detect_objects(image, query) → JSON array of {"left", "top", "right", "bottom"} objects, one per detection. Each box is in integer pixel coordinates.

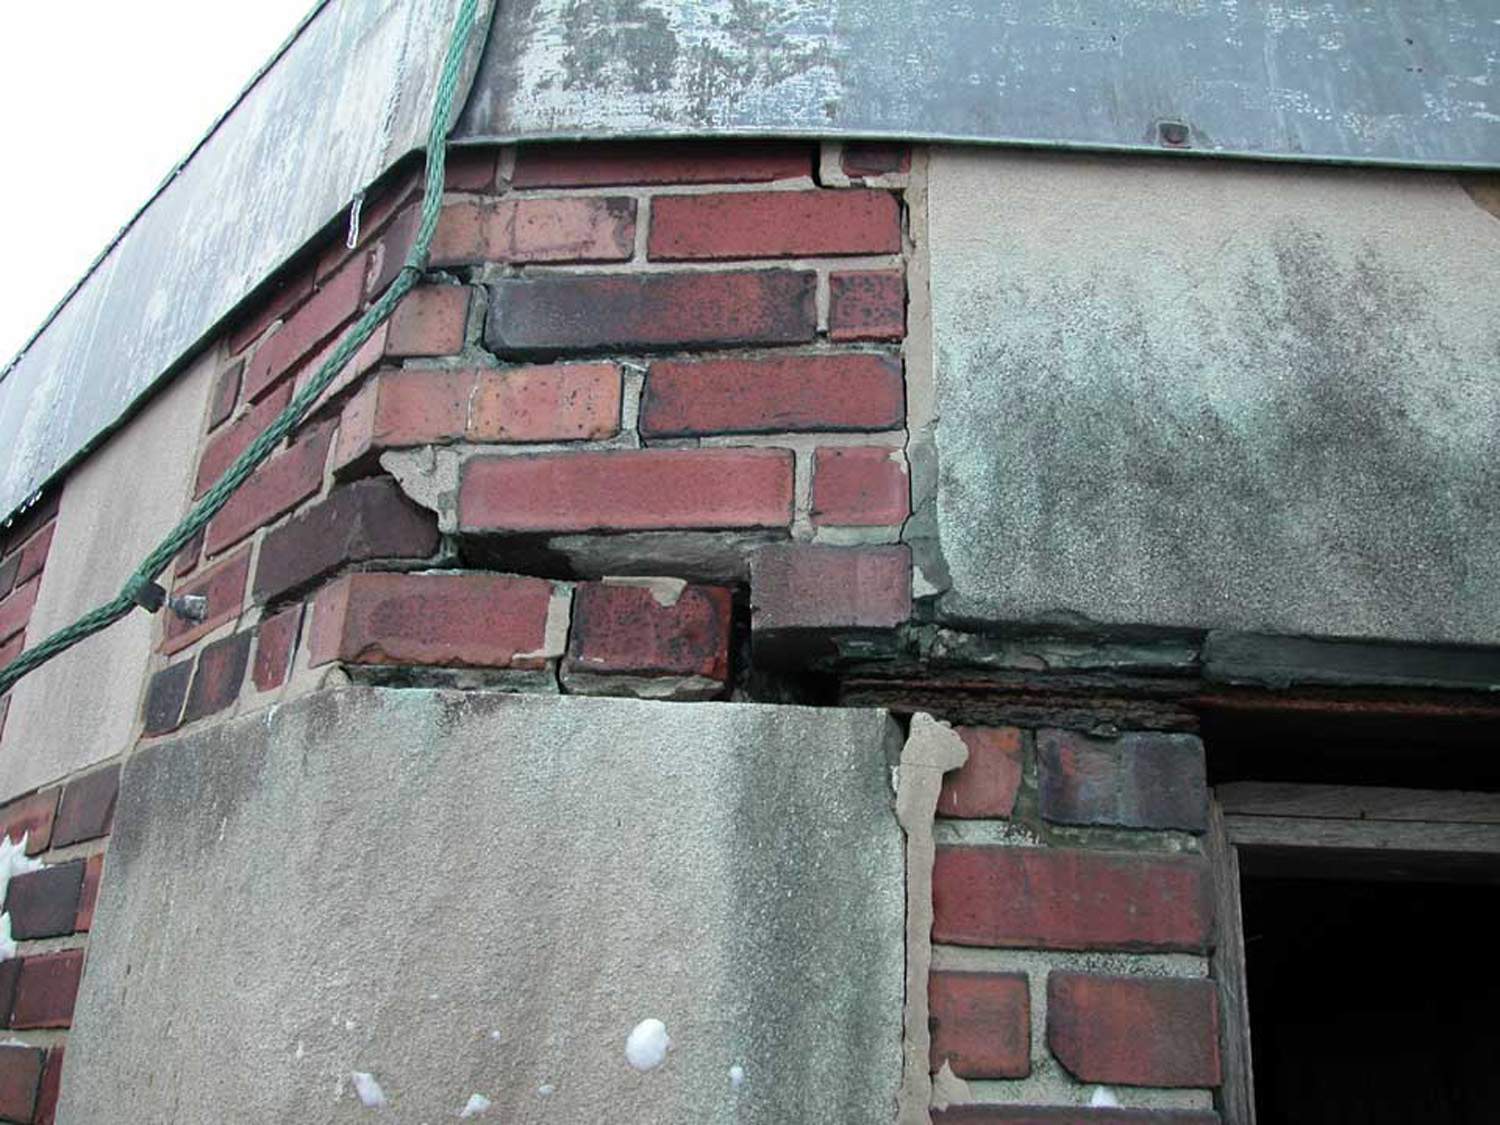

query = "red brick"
[
  {"left": 252, "top": 605, "right": 302, "bottom": 692},
  {"left": 470, "top": 364, "right": 621, "bottom": 443},
  {"left": 649, "top": 190, "right": 900, "bottom": 260},
  {"left": 310, "top": 572, "right": 559, "bottom": 670},
  {"left": 385, "top": 285, "right": 469, "bottom": 358},
  {"left": 930, "top": 970, "right": 1031, "bottom": 1079},
  {"left": 842, "top": 143, "right": 912, "bottom": 177},
  {"left": 640, "top": 354, "right": 903, "bottom": 438},
  {"left": 13, "top": 523, "right": 53, "bottom": 586},
  {"left": 208, "top": 358, "right": 243, "bottom": 430},
  {"left": 34, "top": 1046, "right": 63, "bottom": 1125},
  {"left": 0, "top": 632, "right": 21, "bottom": 671},
  {"left": 932, "top": 846, "right": 1213, "bottom": 953},
  {"left": 829, "top": 269, "right": 906, "bottom": 340},
  {"left": 485, "top": 271, "right": 816, "bottom": 356},
  {"left": 194, "top": 378, "right": 294, "bottom": 498},
  {"left": 0, "top": 790, "right": 58, "bottom": 855},
  {"left": 293, "top": 319, "right": 393, "bottom": 422},
  {"left": 811, "top": 446, "right": 909, "bottom": 526},
  {"left": 141, "top": 660, "right": 193, "bottom": 736},
  {"left": 0, "top": 551, "right": 17, "bottom": 599},
  {"left": 1, "top": 494, "right": 59, "bottom": 551},
  {"left": 444, "top": 146, "right": 499, "bottom": 192},
  {"left": 430, "top": 198, "right": 635, "bottom": 266},
  {"left": 0, "top": 576, "right": 40, "bottom": 644},
  {"left": 512, "top": 141, "right": 812, "bottom": 187},
  {"left": 324, "top": 169, "right": 422, "bottom": 286},
  {"left": 1047, "top": 973, "right": 1221, "bottom": 1088},
  {"left": 76, "top": 854, "right": 104, "bottom": 932},
  {"left": 4, "top": 861, "right": 85, "bottom": 940},
  {"left": 10, "top": 950, "right": 85, "bottom": 1029},
  {"left": 938, "top": 727, "right": 1025, "bottom": 819},
  {"left": 182, "top": 631, "right": 253, "bottom": 725},
  {"left": 933, "top": 1108, "right": 1219, "bottom": 1124},
  {"left": 460, "top": 449, "right": 793, "bottom": 534},
  {"left": 0, "top": 960, "right": 17, "bottom": 1028},
  {"left": 160, "top": 547, "right": 250, "bottom": 655},
  {"left": 563, "top": 582, "right": 732, "bottom": 698},
  {"left": 0, "top": 1043, "right": 43, "bottom": 1121},
  {"left": 52, "top": 766, "right": 120, "bottom": 848},
  {"left": 750, "top": 544, "right": 911, "bottom": 632},
  {"left": 226, "top": 265, "right": 315, "bottom": 356},
  {"left": 243, "top": 253, "right": 366, "bottom": 400},
  {"left": 203, "top": 422, "right": 335, "bottom": 557},
  {"left": 1037, "top": 730, "right": 1208, "bottom": 833},
  {"left": 174, "top": 528, "right": 204, "bottom": 579},
  {"left": 252, "top": 477, "right": 439, "bottom": 604},
  {"left": 334, "top": 364, "right": 622, "bottom": 473}
]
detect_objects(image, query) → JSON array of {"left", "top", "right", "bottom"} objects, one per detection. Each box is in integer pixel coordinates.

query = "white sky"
[{"left": 0, "top": 1, "right": 313, "bottom": 365}]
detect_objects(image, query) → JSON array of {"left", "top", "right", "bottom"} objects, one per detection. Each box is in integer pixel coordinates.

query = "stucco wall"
[{"left": 927, "top": 148, "right": 1500, "bottom": 644}]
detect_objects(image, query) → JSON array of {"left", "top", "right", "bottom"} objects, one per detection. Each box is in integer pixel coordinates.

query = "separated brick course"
[
  {"left": 511, "top": 141, "right": 812, "bottom": 187},
  {"left": 563, "top": 581, "right": 732, "bottom": 699},
  {"left": 938, "top": 727, "right": 1026, "bottom": 819},
  {"left": 459, "top": 449, "right": 795, "bottom": 533}
]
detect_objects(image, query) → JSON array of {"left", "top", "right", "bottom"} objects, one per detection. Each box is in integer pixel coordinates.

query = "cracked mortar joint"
[{"left": 895, "top": 712, "right": 969, "bottom": 1125}]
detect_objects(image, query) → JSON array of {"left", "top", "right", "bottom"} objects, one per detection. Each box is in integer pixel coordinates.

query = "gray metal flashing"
[
  {"left": 4, "top": 0, "right": 1499, "bottom": 524},
  {"left": 0, "top": 0, "right": 492, "bottom": 524}
]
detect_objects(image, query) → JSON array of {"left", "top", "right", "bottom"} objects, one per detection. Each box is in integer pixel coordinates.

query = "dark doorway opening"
[{"left": 1241, "top": 876, "right": 1500, "bottom": 1124}]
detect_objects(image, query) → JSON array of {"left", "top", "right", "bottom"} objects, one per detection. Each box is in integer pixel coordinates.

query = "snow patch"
[
  {"left": 729, "top": 1064, "right": 746, "bottom": 1089},
  {"left": 351, "top": 1072, "right": 388, "bottom": 1108},
  {"left": 458, "top": 1093, "right": 492, "bottom": 1117},
  {"left": 537, "top": 1083, "right": 556, "bottom": 1097},
  {"left": 625, "top": 1018, "right": 671, "bottom": 1071}
]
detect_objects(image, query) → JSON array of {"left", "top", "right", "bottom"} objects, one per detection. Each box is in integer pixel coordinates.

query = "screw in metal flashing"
[{"left": 1158, "top": 120, "right": 1191, "bottom": 147}]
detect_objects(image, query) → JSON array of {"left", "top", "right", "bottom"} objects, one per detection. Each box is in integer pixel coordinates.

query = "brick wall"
[
  {"left": 0, "top": 495, "right": 60, "bottom": 749},
  {"left": 929, "top": 726, "right": 1223, "bottom": 1121},
  {"left": 0, "top": 763, "right": 115, "bottom": 1124},
  {"left": 137, "top": 137, "right": 918, "bottom": 746}
]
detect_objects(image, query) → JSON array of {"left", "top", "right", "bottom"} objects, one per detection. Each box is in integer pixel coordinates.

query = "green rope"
[{"left": 0, "top": 0, "right": 481, "bottom": 697}]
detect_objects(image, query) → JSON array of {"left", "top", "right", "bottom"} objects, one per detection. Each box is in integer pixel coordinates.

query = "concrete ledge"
[{"left": 61, "top": 688, "right": 905, "bottom": 1123}]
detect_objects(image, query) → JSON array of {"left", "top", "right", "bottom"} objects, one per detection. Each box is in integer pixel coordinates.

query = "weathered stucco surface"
[
  {"left": 0, "top": 352, "right": 212, "bottom": 802},
  {"left": 928, "top": 148, "right": 1500, "bottom": 644},
  {"left": 61, "top": 688, "right": 905, "bottom": 1124}
]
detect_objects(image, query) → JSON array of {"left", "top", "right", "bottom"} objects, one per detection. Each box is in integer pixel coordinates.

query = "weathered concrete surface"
[
  {"left": 61, "top": 689, "right": 905, "bottom": 1124},
  {"left": 0, "top": 352, "right": 213, "bottom": 801},
  {"left": 928, "top": 149, "right": 1500, "bottom": 645}
]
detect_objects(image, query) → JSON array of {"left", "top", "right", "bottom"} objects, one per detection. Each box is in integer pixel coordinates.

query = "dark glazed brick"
[
  {"left": 0, "top": 790, "right": 59, "bottom": 854},
  {"left": 1047, "top": 972, "right": 1222, "bottom": 1088},
  {"left": 182, "top": 632, "right": 254, "bottom": 725},
  {"left": 52, "top": 767, "right": 121, "bottom": 848},
  {"left": 751, "top": 544, "right": 911, "bottom": 632},
  {"left": 929, "top": 970, "right": 1031, "bottom": 1078},
  {"left": 4, "top": 861, "right": 85, "bottom": 940},
  {"left": 932, "top": 846, "right": 1213, "bottom": 953},
  {"left": 252, "top": 477, "right": 439, "bottom": 604},
  {"left": 252, "top": 605, "right": 302, "bottom": 692},
  {"left": 11, "top": 950, "right": 85, "bottom": 1029},
  {"left": 209, "top": 358, "right": 243, "bottom": 429},
  {"left": 0, "top": 1043, "right": 43, "bottom": 1121},
  {"left": 486, "top": 271, "right": 816, "bottom": 357},
  {"left": 0, "top": 960, "right": 19, "bottom": 1028},
  {"left": 842, "top": 142, "right": 912, "bottom": 176},
  {"left": 1037, "top": 729, "right": 1208, "bottom": 832},
  {"left": 142, "top": 660, "right": 194, "bottom": 736}
]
